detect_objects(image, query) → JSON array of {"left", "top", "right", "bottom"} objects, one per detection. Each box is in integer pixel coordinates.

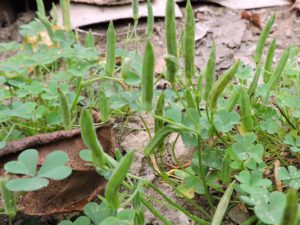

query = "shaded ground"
[{"left": 0, "top": 2, "right": 300, "bottom": 225}]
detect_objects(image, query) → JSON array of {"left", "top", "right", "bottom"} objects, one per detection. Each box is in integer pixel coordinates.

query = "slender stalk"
[{"left": 197, "top": 136, "right": 215, "bottom": 210}]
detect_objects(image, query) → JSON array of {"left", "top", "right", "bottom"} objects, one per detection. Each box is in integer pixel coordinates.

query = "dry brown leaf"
[{"left": 241, "top": 11, "right": 261, "bottom": 29}]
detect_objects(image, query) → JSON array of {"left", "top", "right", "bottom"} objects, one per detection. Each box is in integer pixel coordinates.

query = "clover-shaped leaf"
[
  {"left": 4, "top": 149, "right": 71, "bottom": 192},
  {"left": 58, "top": 216, "right": 91, "bottom": 225},
  {"left": 4, "top": 149, "right": 38, "bottom": 176},
  {"left": 214, "top": 110, "right": 240, "bottom": 132},
  {"left": 278, "top": 166, "right": 300, "bottom": 189},
  {"left": 37, "top": 151, "right": 72, "bottom": 180},
  {"left": 254, "top": 192, "right": 286, "bottom": 225},
  {"left": 84, "top": 202, "right": 115, "bottom": 225},
  {"left": 235, "top": 170, "right": 271, "bottom": 195},
  {"left": 260, "top": 119, "right": 278, "bottom": 134},
  {"left": 232, "top": 133, "right": 264, "bottom": 163},
  {"left": 283, "top": 133, "right": 300, "bottom": 153}
]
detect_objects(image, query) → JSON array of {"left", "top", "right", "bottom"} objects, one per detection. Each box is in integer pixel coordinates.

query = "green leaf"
[
  {"left": 235, "top": 170, "right": 272, "bottom": 195},
  {"left": 260, "top": 119, "right": 278, "bottom": 134},
  {"left": 202, "top": 148, "right": 224, "bottom": 170},
  {"left": 232, "top": 133, "right": 264, "bottom": 163},
  {"left": 283, "top": 133, "right": 300, "bottom": 153},
  {"left": 84, "top": 202, "right": 115, "bottom": 225},
  {"left": 58, "top": 216, "right": 90, "bottom": 225},
  {"left": 214, "top": 110, "right": 240, "bottom": 132},
  {"left": 278, "top": 166, "right": 300, "bottom": 190},
  {"left": 79, "top": 150, "right": 92, "bottom": 162},
  {"left": 6, "top": 178, "right": 48, "bottom": 192},
  {"left": 0, "top": 141, "right": 6, "bottom": 149},
  {"left": 124, "top": 71, "right": 141, "bottom": 85},
  {"left": 254, "top": 192, "right": 286, "bottom": 225},
  {"left": 37, "top": 151, "right": 71, "bottom": 180},
  {"left": 4, "top": 149, "right": 38, "bottom": 176}
]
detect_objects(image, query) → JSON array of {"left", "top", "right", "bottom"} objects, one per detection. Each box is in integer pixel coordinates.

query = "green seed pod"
[
  {"left": 280, "top": 189, "right": 298, "bottom": 225},
  {"left": 106, "top": 21, "right": 116, "bottom": 76},
  {"left": 165, "top": 0, "right": 178, "bottom": 83},
  {"left": 80, "top": 109, "right": 106, "bottom": 168},
  {"left": 254, "top": 15, "right": 275, "bottom": 64},
  {"left": 142, "top": 40, "right": 155, "bottom": 112},
  {"left": 132, "top": 0, "right": 139, "bottom": 22},
  {"left": 184, "top": 0, "right": 195, "bottom": 81},
  {"left": 85, "top": 30, "right": 95, "bottom": 48},
  {"left": 211, "top": 182, "right": 235, "bottom": 225},
  {"left": 204, "top": 44, "right": 216, "bottom": 102},
  {"left": 121, "top": 57, "right": 131, "bottom": 80},
  {"left": 225, "top": 85, "right": 242, "bottom": 112},
  {"left": 0, "top": 179, "right": 16, "bottom": 219},
  {"left": 98, "top": 91, "right": 110, "bottom": 123},
  {"left": 240, "top": 87, "right": 254, "bottom": 132},
  {"left": 185, "top": 89, "right": 197, "bottom": 109},
  {"left": 36, "top": 0, "right": 46, "bottom": 18},
  {"left": 144, "top": 126, "right": 177, "bottom": 156},
  {"left": 209, "top": 60, "right": 240, "bottom": 112},
  {"left": 196, "top": 73, "right": 203, "bottom": 104},
  {"left": 51, "top": 3, "right": 58, "bottom": 25},
  {"left": 266, "top": 48, "right": 290, "bottom": 91},
  {"left": 155, "top": 92, "right": 165, "bottom": 133},
  {"left": 221, "top": 150, "right": 231, "bottom": 184},
  {"left": 60, "top": 0, "right": 71, "bottom": 31},
  {"left": 146, "top": 0, "right": 154, "bottom": 38},
  {"left": 248, "top": 64, "right": 262, "bottom": 97},
  {"left": 105, "top": 151, "right": 134, "bottom": 209},
  {"left": 37, "top": 13, "right": 55, "bottom": 41},
  {"left": 57, "top": 88, "right": 72, "bottom": 130},
  {"left": 263, "top": 38, "right": 276, "bottom": 83}
]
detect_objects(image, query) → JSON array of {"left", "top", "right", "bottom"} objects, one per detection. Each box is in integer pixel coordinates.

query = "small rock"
[{"left": 286, "top": 29, "right": 293, "bottom": 38}]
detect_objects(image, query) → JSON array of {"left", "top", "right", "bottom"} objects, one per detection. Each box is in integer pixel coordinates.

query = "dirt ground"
[{"left": 1, "top": 2, "right": 300, "bottom": 225}]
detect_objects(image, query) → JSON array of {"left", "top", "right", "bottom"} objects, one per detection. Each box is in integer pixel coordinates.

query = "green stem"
[
  {"left": 197, "top": 136, "right": 215, "bottom": 210},
  {"left": 141, "top": 197, "right": 173, "bottom": 225}
]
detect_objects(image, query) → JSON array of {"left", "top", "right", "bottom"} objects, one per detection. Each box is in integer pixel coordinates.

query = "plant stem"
[{"left": 197, "top": 136, "right": 215, "bottom": 210}]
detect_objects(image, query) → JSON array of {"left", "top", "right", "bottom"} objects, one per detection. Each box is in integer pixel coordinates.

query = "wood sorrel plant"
[{"left": 1, "top": 0, "right": 299, "bottom": 224}]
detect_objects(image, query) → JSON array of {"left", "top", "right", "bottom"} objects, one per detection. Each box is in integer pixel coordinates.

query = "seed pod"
[
  {"left": 132, "top": 0, "right": 139, "bottom": 22},
  {"left": 185, "top": 89, "right": 197, "bottom": 109},
  {"left": 211, "top": 182, "right": 235, "bottom": 225},
  {"left": 221, "top": 150, "right": 231, "bottom": 184},
  {"left": 155, "top": 92, "right": 165, "bottom": 133},
  {"left": 37, "top": 13, "right": 55, "bottom": 41},
  {"left": 60, "top": 0, "right": 71, "bottom": 31},
  {"left": 85, "top": 30, "right": 95, "bottom": 48},
  {"left": 142, "top": 40, "right": 155, "bottom": 112},
  {"left": 146, "top": 0, "right": 154, "bottom": 38},
  {"left": 80, "top": 109, "right": 106, "bottom": 168},
  {"left": 36, "top": 0, "right": 46, "bottom": 18},
  {"left": 240, "top": 87, "right": 254, "bottom": 132},
  {"left": 51, "top": 3, "right": 58, "bottom": 25},
  {"left": 105, "top": 151, "right": 134, "bottom": 209},
  {"left": 248, "top": 64, "right": 261, "bottom": 97},
  {"left": 266, "top": 48, "right": 290, "bottom": 92},
  {"left": 196, "top": 73, "right": 203, "bottom": 104},
  {"left": 209, "top": 60, "right": 240, "bottom": 112},
  {"left": 280, "top": 189, "right": 298, "bottom": 225},
  {"left": 0, "top": 179, "right": 16, "bottom": 219},
  {"left": 98, "top": 91, "right": 110, "bottom": 123},
  {"left": 106, "top": 21, "right": 116, "bottom": 76},
  {"left": 204, "top": 44, "right": 216, "bottom": 102},
  {"left": 263, "top": 38, "right": 276, "bottom": 83},
  {"left": 144, "top": 126, "right": 177, "bottom": 156},
  {"left": 254, "top": 15, "right": 275, "bottom": 64},
  {"left": 165, "top": 0, "right": 178, "bottom": 83},
  {"left": 184, "top": 0, "right": 195, "bottom": 81},
  {"left": 121, "top": 57, "right": 131, "bottom": 80},
  {"left": 58, "top": 88, "right": 72, "bottom": 130},
  {"left": 225, "top": 85, "right": 242, "bottom": 112}
]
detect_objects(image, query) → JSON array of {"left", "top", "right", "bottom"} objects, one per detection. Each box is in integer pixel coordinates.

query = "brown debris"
[
  {"left": 241, "top": 11, "right": 262, "bottom": 29},
  {"left": 274, "top": 160, "right": 282, "bottom": 192},
  {"left": 291, "top": 0, "right": 300, "bottom": 11},
  {"left": 0, "top": 124, "right": 116, "bottom": 216}
]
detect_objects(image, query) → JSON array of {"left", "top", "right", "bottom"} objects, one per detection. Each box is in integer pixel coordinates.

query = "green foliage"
[{"left": 4, "top": 149, "right": 71, "bottom": 192}]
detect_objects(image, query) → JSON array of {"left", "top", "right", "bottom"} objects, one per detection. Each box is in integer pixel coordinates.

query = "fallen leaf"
[{"left": 241, "top": 11, "right": 261, "bottom": 29}]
